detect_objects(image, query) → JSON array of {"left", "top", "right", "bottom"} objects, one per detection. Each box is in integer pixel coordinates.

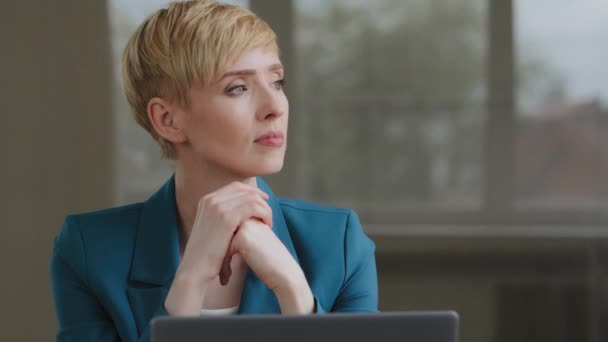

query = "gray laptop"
[{"left": 151, "top": 311, "right": 459, "bottom": 342}]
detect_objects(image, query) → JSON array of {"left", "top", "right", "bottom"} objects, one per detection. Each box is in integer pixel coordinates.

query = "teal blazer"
[{"left": 51, "top": 176, "right": 378, "bottom": 342}]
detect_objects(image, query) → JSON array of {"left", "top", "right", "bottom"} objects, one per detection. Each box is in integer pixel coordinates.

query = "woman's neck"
[{"left": 174, "top": 156, "right": 257, "bottom": 243}]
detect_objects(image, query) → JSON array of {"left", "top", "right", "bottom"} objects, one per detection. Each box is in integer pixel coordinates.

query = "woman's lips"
[{"left": 255, "top": 132, "right": 284, "bottom": 147}]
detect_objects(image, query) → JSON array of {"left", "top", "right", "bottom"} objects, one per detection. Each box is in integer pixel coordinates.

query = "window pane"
[
  {"left": 515, "top": 0, "right": 608, "bottom": 208},
  {"left": 294, "top": 0, "right": 486, "bottom": 210}
]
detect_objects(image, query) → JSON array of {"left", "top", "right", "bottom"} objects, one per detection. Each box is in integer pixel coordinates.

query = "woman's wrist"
[
  {"left": 164, "top": 267, "right": 210, "bottom": 316},
  {"left": 176, "top": 256, "right": 218, "bottom": 286},
  {"left": 274, "top": 271, "right": 314, "bottom": 314}
]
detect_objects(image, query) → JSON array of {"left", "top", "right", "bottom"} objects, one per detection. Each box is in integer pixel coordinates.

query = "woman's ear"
[{"left": 147, "top": 97, "right": 188, "bottom": 144}]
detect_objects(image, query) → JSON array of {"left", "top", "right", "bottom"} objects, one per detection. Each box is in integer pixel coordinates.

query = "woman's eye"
[
  {"left": 226, "top": 85, "right": 247, "bottom": 95},
  {"left": 271, "top": 79, "right": 285, "bottom": 90}
]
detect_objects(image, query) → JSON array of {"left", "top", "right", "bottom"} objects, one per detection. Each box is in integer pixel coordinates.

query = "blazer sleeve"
[
  {"left": 327, "top": 210, "right": 379, "bottom": 313},
  {"left": 51, "top": 216, "right": 164, "bottom": 342}
]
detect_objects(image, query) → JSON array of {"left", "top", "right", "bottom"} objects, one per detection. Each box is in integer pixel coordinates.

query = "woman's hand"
[
  {"left": 164, "top": 182, "right": 272, "bottom": 316},
  {"left": 227, "top": 219, "right": 315, "bottom": 314}
]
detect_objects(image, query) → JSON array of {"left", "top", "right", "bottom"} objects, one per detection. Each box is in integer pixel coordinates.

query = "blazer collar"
[
  {"left": 129, "top": 174, "right": 181, "bottom": 286},
  {"left": 128, "top": 174, "right": 300, "bottom": 313}
]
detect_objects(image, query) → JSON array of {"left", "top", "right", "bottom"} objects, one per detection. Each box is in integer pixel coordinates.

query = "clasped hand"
[{"left": 165, "top": 182, "right": 313, "bottom": 315}]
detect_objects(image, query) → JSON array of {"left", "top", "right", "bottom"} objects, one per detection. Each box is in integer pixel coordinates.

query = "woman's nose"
[{"left": 256, "top": 85, "right": 287, "bottom": 121}]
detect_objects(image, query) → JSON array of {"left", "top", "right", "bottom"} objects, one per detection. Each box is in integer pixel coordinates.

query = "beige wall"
[{"left": 1, "top": 1, "right": 113, "bottom": 340}]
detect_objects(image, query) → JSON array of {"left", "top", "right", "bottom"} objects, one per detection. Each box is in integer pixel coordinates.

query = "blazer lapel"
[
  {"left": 127, "top": 175, "right": 180, "bottom": 334},
  {"left": 238, "top": 177, "right": 301, "bottom": 314}
]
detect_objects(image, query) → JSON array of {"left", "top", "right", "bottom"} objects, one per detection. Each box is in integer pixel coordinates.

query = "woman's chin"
[
  {"left": 255, "top": 163, "right": 284, "bottom": 176},
  {"left": 246, "top": 158, "right": 284, "bottom": 177}
]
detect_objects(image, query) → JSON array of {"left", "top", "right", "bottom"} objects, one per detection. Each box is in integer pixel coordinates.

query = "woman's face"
[{"left": 178, "top": 46, "right": 289, "bottom": 177}]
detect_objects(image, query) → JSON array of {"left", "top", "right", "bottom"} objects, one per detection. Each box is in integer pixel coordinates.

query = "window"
[
  {"left": 515, "top": 0, "right": 608, "bottom": 209},
  {"left": 292, "top": 0, "right": 486, "bottom": 212}
]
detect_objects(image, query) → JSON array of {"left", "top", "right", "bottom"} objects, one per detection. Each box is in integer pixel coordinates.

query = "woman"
[{"left": 50, "top": 1, "right": 378, "bottom": 341}]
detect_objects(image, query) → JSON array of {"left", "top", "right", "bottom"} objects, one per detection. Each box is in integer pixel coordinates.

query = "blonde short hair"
[{"left": 122, "top": 0, "right": 278, "bottom": 159}]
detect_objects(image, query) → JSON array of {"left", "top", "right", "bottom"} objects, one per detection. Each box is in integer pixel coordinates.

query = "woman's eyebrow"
[{"left": 220, "top": 63, "right": 283, "bottom": 80}]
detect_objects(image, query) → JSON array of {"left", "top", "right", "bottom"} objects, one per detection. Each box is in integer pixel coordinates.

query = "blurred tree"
[{"left": 295, "top": 0, "right": 485, "bottom": 205}]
